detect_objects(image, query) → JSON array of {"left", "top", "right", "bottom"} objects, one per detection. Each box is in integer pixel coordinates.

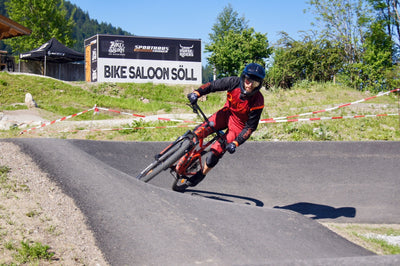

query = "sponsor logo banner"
[{"left": 98, "top": 35, "right": 201, "bottom": 62}]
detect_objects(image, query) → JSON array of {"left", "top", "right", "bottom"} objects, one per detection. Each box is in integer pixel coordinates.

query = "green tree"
[
  {"left": 208, "top": 3, "right": 249, "bottom": 43},
  {"left": 206, "top": 5, "right": 271, "bottom": 77},
  {"left": 367, "top": 0, "right": 400, "bottom": 59},
  {"left": 64, "top": 1, "right": 131, "bottom": 53},
  {"left": 206, "top": 28, "right": 272, "bottom": 77},
  {"left": 202, "top": 64, "right": 214, "bottom": 83},
  {"left": 266, "top": 32, "right": 344, "bottom": 88},
  {"left": 4, "top": 0, "right": 75, "bottom": 54},
  {"left": 307, "top": 0, "right": 373, "bottom": 64},
  {"left": 343, "top": 20, "right": 394, "bottom": 91},
  {"left": 306, "top": 0, "right": 398, "bottom": 91}
]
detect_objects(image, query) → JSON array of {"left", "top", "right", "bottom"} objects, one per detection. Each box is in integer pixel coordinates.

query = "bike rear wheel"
[{"left": 136, "top": 138, "right": 192, "bottom": 182}]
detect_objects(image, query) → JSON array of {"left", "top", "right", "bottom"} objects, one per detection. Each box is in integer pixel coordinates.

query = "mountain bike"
[{"left": 136, "top": 103, "right": 225, "bottom": 191}]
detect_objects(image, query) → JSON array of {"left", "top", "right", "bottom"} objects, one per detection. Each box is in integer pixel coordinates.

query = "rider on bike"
[{"left": 176, "top": 63, "right": 265, "bottom": 189}]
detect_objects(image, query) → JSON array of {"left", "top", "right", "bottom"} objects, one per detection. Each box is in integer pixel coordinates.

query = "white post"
[
  {"left": 213, "top": 65, "right": 216, "bottom": 81},
  {"left": 44, "top": 55, "right": 46, "bottom": 76}
]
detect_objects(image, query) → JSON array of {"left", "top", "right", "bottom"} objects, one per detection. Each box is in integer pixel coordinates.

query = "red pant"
[{"left": 194, "top": 108, "right": 244, "bottom": 157}]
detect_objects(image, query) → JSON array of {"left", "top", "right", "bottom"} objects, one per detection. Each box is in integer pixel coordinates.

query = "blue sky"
[{"left": 68, "top": 0, "right": 315, "bottom": 63}]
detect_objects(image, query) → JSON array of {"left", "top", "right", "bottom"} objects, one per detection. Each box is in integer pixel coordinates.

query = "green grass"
[
  {"left": 1, "top": 72, "right": 399, "bottom": 141},
  {"left": 0, "top": 166, "right": 11, "bottom": 188},
  {"left": 0, "top": 166, "right": 11, "bottom": 175},
  {"left": 358, "top": 235, "right": 400, "bottom": 255},
  {"left": 11, "top": 240, "right": 54, "bottom": 263},
  {"left": 0, "top": 72, "right": 204, "bottom": 117},
  {"left": 324, "top": 223, "right": 400, "bottom": 255}
]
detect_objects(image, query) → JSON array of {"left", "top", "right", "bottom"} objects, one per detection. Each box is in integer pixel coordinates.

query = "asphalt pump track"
[{"left": 4, "top": 138, "right": 400, "bottom": 265}]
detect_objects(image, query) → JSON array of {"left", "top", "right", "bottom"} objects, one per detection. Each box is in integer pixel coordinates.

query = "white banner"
[{"left": 97, "top": 58, "right": 201, "bottom": 84}]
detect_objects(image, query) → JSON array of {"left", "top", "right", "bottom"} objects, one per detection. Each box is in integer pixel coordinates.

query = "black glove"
[
  {"left": 226, "top": 142, "right": 237, "bottom": 154},
  {"left": 187, "top": 92, "right": 198, "bottom": 105}
]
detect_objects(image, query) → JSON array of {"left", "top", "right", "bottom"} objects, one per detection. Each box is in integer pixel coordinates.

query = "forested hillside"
[
  {"left": 64, "top": 1, "right": 131, "bottom": 52},
  {"left": 0, "top": 0, "right": 132, "bottom": 53}
]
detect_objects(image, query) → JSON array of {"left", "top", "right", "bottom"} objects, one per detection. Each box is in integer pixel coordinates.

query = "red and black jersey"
[{"left": 195, "top": 76, "right": 264, "bottom": 146}]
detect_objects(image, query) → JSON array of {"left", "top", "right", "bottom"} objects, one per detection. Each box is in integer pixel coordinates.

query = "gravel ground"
[{"left": 0, "top": 141, "right": 108, "bottom": 265}]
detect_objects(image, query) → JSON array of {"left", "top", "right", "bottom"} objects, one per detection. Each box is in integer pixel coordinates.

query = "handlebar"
[
  {"left": 189, "top": 103, "right": 208, "bottom": 122},
  {"left": 189, "top": 102, "right": 225, "bottom": 139}
]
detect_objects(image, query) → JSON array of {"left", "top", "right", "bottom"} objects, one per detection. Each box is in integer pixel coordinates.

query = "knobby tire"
[
  {"left": 171, "top": 149, "right": 208, "bottom": 192},
  {"left": 136, "top": 138, "right": 192, "bottom": 182}
]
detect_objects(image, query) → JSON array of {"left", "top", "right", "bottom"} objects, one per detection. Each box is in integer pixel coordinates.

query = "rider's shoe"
[
  {"left": 186, "top": 171, "right": 206, "bottom": 187},
  {"left": 172, "top": 171, "right": 206, "bottom": 192},
  {"left": 172, "top": 178, "right": 189, "bottom": 192}
]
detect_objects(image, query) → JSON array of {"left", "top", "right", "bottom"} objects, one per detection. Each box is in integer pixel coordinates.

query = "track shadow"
[
  {"left": 274, "top": 202, "right": 356, "bottom": 220},
  {"left": 185, "top": 189, "right": 264, "bottom": 207}
]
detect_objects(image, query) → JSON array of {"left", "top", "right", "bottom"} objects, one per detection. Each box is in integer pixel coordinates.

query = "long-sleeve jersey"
[{"left": 195, "top": 76, "right": 264, "bottom": 145}]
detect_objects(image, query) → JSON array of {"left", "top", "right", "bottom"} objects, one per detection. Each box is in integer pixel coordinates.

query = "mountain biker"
[{"left": 174, "top": 63, "right": 265, "bottom": 191}]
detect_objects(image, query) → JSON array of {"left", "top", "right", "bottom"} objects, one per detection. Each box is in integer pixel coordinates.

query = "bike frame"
[{"left": 172, "top": 103, "right": 225, "bottom": 178}]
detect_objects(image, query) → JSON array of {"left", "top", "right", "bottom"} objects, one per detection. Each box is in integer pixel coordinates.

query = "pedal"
[{"left": 169, "top": 170, "right": 179, "bottom": 180}]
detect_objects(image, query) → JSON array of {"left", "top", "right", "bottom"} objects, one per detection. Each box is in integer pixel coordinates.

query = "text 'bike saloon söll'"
[{"left": 103, "top": 65, "right": 198, "bottom": 81}]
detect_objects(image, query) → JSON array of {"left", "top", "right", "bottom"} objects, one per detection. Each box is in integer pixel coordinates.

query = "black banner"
[{"left": 87, "top": 35, "right": 201, "bottom": 62}]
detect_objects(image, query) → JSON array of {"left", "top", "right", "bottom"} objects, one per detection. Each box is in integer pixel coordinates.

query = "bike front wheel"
[{"left": 136, "top": 138, "right": 192, "bottom": 182}]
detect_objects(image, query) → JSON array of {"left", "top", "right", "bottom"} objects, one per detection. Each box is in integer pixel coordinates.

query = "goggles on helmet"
[{"left": 244, "top": 75, "right": 261, "bottom": 88}]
